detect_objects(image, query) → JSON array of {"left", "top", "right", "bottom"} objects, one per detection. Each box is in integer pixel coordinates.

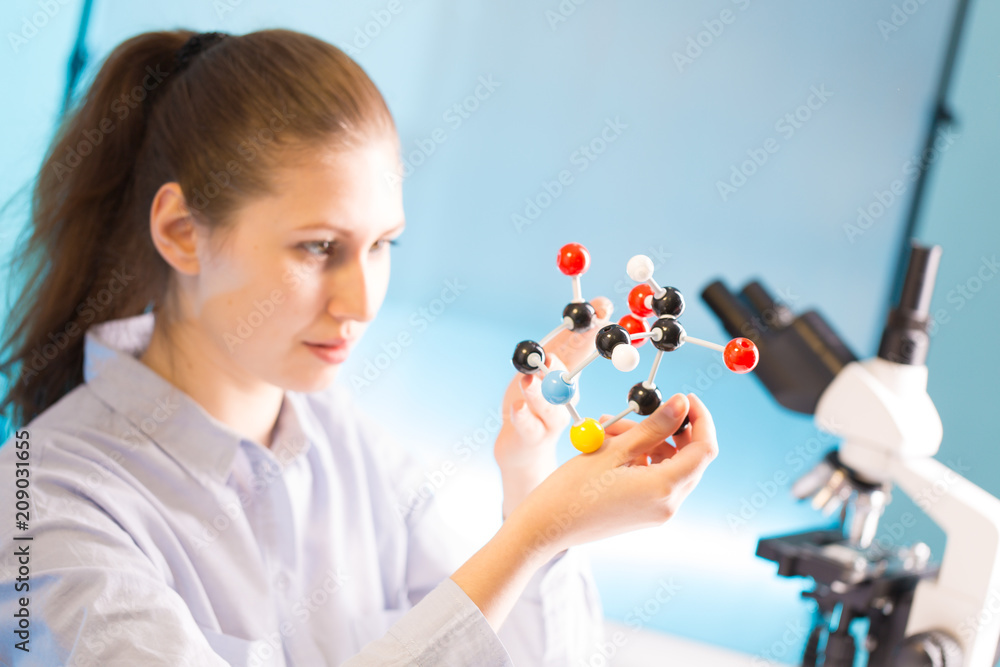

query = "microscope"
[{"left": 702, "top": 243, "right": 1000, "bottom": 666}]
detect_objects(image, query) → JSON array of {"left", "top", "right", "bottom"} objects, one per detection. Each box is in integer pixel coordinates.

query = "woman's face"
[{"left": 191, "top": 137, "right": 405, "bottom": 393}]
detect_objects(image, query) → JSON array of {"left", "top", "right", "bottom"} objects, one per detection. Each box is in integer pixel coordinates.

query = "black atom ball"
[
  {"left": 595, "top": 324, "right": 630, "bottom": 359},
  {"left": 512, "top": 340, "right": 545, "bottom": 374},
  {"left": 562, "top": 301, "right": 596, "bottom": 332},
  {"left": 651, "top": 287, "right": 685, "bottom": 319},
  {"left": 628, "top": 382, "right": 662, "bottom": 416},
  {"left": 651, "top": 318, "right": 685, "bottom": 352},
  {"left": 673, "top": 414, "right": 690, "bottom": 436}
]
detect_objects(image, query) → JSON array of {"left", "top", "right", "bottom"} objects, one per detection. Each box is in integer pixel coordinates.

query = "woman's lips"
[{"left": 304, "top": 339, "right": 351, "bottom": 364}]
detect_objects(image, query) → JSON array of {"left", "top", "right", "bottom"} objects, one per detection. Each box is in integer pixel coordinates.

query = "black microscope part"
[
  {"left": 706, "top": 241, "right": 953, "bottom": 667},
  {"left": 701, "top": 280, "right": 857, "bottom": 415},
  {"left": 877, "top": 243, "right": 942, "bottom": 367}
]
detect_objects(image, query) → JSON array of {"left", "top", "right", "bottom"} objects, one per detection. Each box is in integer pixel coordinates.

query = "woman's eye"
[
  {"left": 371, "top": 239, "right": 399, "bottom": 253},
  {"left": 300, "top": 238, "right": 397, "bottom": 258},
  {"left": 301, "top": 240, "right": 337, "bottom": 257}
]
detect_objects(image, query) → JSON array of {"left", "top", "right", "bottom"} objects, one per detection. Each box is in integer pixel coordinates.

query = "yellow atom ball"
[{"left": 571, "top": 418, "right": 605, "bottom": 454}]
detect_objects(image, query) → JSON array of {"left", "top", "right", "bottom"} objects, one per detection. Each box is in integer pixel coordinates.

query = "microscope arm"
[{"left": 890, "top": 455, "right": 1000, "bottom": 667}]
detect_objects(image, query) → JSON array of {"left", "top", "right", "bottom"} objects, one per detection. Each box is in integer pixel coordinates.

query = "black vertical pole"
[
  {"left": 61, "top": 0, "right": 96, "bottom": 116},
  {"left": 888, "top": 0, "right": 973, "bottom": 309}
]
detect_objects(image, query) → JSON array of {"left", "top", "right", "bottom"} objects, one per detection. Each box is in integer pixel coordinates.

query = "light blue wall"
[
  {"left": 2, "top": 0, "right": 998, "bottom": 662},
  {"left": 0, "top": 1, "right": 79, "bottom": 335}
]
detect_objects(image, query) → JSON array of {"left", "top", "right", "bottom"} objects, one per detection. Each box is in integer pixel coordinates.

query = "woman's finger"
[
  {"left": 627, "top": 440, "right": 676, "bottom": 467},
  {"left": 544, "top": 298, "right": 611, "bottom": 362},
  {"left": 590, "top": 296, "right": 613, "bottom": 322},
  {"left": 611, "top": 394, "right": 690, "bottom": 460},
  {"left": 518, "top": 361, "right": 571, "bottom": 431},
  {"left": 683, "top": 393, "right": 716, "bottom": 447},
  {"left": 648, "top": 440, "right": 678, "bottom": 464},
  {"left": 541, "top": 350, "right": 567, "bottom": 375},
  {"left": 657, "top": 394, "right": 719, "bottom": 482},
  {"left": 671, "top": 417, "right": 693, "bottom": 449},
  {"left": 599, "top": 414, "right": 639, "bottom": 438},
  {"left": 508, "top": 398, "right": 544, "bottom": 441},
  {"left": 669, "top": 394, "right": 713, "bottom": 449},
  {"left": 599, "top": 414, "right": 646, "bottom": 463},
  {"left": 520, "top": 371, "right": 542, "bottom": 402}
]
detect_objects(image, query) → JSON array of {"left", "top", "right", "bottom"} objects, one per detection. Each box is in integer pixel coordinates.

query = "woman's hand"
[
  {"left": 494, "top": 297, "right": 613, "bottom": 517},
  {"left": 503, "top": 392, "right": 719, "bottom": 561},
  {"left": 539, "top": 296, "right": 614, "bottom": 374}
]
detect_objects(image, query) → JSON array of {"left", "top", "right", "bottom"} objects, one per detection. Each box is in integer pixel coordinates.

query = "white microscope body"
[
  {"left": 815, "top": 353, "right": 1000, "bottom": 666},
  {"left": 704, "top": 242, "right": 1000, "bottom": 665}
]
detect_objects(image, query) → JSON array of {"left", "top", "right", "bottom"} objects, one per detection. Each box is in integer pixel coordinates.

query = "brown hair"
[{"left": 0, "top": 29, "right": 397, "bottom": 426}]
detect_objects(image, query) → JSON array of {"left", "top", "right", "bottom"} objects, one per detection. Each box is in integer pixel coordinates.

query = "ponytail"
[{"left": 1, "top": 29, "right": 396, "bottom": 426}]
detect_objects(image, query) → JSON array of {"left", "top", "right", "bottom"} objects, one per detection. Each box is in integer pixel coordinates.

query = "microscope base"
[{"left": 757, "top": 529, "right": 938, "bottom": 667}]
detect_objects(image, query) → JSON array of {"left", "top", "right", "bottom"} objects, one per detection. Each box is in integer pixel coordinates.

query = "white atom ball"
[
  {"left": 626, "top": 255, "right": 655, "bottom": 282},
  {"left": 611, "top": 343, "right": 640, "bottom": 372}
]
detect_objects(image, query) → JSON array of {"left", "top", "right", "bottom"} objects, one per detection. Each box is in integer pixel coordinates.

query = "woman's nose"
[{"left": 326, "top": 255, "right": 378, "bottom": 324}]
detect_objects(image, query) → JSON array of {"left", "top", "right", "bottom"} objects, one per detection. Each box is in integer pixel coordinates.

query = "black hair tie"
[{"left": 173, "top": 31, "right": 228, "bottom": 75}]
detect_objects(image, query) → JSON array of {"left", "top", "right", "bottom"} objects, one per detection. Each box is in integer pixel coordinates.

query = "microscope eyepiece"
[
  {"left": 701, "top": 280, "right": 856, "bottom": 414},
  {"left": 877, "top": 243, "right": 942, "bottom": 366}
]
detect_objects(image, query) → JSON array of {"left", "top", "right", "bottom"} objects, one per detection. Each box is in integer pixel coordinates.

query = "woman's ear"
[{"left": 149, "top": 182, "right": 203, "bottom": 276}]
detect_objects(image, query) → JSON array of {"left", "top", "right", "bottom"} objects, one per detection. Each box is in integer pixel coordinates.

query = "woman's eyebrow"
[
  {"left": 292, "top": 221, "right": 406, "bottom": 235},
  {"left": 292, "top": 222, "right": 351, "bottom": 234}
]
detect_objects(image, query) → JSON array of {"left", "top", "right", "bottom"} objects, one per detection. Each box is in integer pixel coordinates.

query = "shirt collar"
[{"left": 83, "top": 312, "right": 315, "bottom": 487}]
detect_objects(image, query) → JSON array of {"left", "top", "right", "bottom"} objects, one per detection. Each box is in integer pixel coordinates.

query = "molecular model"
[{"left": 511, "top": 243, "right": 759, "bottom": 454}]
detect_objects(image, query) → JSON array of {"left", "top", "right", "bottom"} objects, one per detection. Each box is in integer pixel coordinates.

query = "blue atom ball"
[{"left": 541, "top": 372, "right": 577, "bottom": 405}]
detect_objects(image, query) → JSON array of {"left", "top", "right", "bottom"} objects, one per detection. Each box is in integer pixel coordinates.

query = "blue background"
[{"left": 2, "top": 0, "right": 998, "bottom": 662}]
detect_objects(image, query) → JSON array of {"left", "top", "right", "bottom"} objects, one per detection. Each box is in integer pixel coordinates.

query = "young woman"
[{"left": 0, "top": 29, "right": 719, "bottom": 666}]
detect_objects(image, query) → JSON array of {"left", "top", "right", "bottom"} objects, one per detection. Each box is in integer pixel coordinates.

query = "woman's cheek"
[{"left": 201, "top": 283, "right": 286, "bottom": 357}]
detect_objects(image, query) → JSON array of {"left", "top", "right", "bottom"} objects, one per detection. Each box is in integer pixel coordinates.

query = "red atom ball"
[
  {"left": 619, "top": 314, "right": 649, "bottom": 347},
  {"left": 557, "top": 243, "right": 591, "bottom": 276},
  {"left": 724, "top": 337, "right": 759, "bottom": 373},
  {"left": 628, "top": 284, "right": 655, "bottom": 318}
]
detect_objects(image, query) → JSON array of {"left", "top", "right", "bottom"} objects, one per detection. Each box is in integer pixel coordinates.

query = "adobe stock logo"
[
  {"left": 351, "top": 279, "right": 468, "bottom": 391},
  {"left": 843, "top": 126, "right": 958, "bottom": 244},
  {"left": 511, "top": 117, "right": 628, "bottom": 233},
  {"left": 51, "top": 65, "right": 171, "bottom": 182},
  {"left": 342, "top": 0, "right": 408, "bottom": 57},
  {"left": 716, "top": 84, "right": 832, "bottom": 202},
  {"left": 385, "top": 76, "right": 501, "bottom": 187},
  {"left": 7, "top": 0, "right": 72, "bottom": 54},
  {"left": 672, "top": 0, "right": 752, "bottom": 74}
]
